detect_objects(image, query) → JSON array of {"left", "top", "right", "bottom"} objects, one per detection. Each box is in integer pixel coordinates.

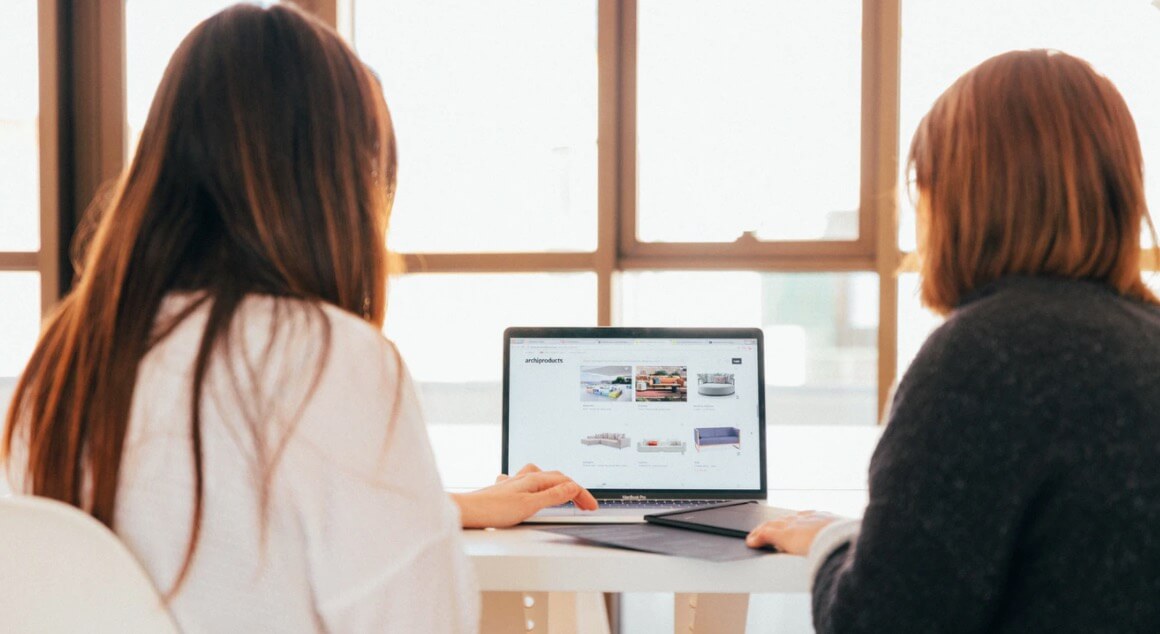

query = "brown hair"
[
  {"left": 908, "top": 49, "right": 1158, "bottom": 314},
  {"left": 3, "top": 3, "right": 396, "bottom": 593}
]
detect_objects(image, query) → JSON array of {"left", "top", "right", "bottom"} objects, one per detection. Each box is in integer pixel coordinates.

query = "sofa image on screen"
[
  {"left": 696, "top": 373, "right": 735, "bottom": 396},
  {"left": 584, "top": 384, "right": 629, "bottom": 399},
  {"left": 634, "top": 366, "right": 688, "bottom": 402},
  {"left": 636, "top": 439, "right": 687, "bottom": 454},
  {"left": 694, "top": 427, "right": 741, "bottom": 451},
  {"left": 580, "top": 366, "right": 634, "bottom": 402},
  {"left": 581, "top": 433, "right": 630, "bottom": 449}
]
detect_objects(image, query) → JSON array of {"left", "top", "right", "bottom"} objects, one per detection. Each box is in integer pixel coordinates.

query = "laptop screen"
[{"left": 504, "top": 328, "right": 765, "bottom": 495}]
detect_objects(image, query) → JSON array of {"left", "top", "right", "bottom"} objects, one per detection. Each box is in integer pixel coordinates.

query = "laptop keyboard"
[{"left": 556, "top": 499, "right": 724, "bottom": 511}]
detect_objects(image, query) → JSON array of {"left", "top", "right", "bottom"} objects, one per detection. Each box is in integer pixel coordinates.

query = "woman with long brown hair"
[
  {"left": 748, "top": 50, "right": 1160, "bottom": 631},
  {"left": 1, "top": 4, "right": 593, "bottom": 631}
]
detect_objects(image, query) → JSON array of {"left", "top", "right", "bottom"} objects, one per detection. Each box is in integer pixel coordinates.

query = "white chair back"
[{"left": 0, "top": 495, "right": 180, "bottom": 633}]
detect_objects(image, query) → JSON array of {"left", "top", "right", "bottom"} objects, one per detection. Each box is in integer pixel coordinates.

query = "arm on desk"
[{"left": 451, "top": 463, "right": 599, "bottom": 529}]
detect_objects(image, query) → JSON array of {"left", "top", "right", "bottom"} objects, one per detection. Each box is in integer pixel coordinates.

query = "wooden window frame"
[
  {"left": 47, "top": 0, "right": 904, "bottom": 420},
  {"left": 0, "top": 0, "right": 66, "bottom": 312},
  {"left": 377, "top": 0, "right": 904, "bottom": 421}
]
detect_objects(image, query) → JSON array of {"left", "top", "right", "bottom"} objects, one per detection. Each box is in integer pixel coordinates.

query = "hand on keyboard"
[{"left": 450, "top": 463, "right": 599, "bottom": 528}]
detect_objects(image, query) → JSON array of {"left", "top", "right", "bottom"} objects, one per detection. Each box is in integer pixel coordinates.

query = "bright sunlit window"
[
  {"left": 354, "top": 1, "right": 599, "bottom": 253},
  {"left": 619, "top": 272, "right": 878, "bottom": 425},
  {"left": 0, "top": 0, "right": 40, "bottom": 252},
  {"left": 897, "top": 0, "right": 1160, "bottom": 252},
  {"left": 385, "top": 273, "right": 597, "bottom": 425},
  {"left": 16, "top": 0, "right": 1160, "bottom": 431},
  {"left": 0, "top": 273, "right": 41, "bottom": 377},
  {"left": 637, "top": 1, "right": 862, "bottom": 243},
  {"left": 0, "top": 0, "right": 41, "bottom": 379}
]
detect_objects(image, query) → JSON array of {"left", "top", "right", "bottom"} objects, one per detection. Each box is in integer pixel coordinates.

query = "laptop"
[{"left": 503, "top": 327, "right": 767, "bottom": 523}]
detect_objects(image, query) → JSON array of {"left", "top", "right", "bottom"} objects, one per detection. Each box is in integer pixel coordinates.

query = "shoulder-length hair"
[
  {"left": 908, "top": 49, "right": 1158, "bottom": 314},
  {"left": 3, "top": 3, "right": 396, "bottom": 594}
]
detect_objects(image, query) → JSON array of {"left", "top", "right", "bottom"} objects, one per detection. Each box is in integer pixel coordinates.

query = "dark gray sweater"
[{"left": 814, "top": 276, "right": 1160, "bottom": 633}]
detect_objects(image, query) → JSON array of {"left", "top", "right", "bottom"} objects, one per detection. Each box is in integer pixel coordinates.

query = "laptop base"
[
  {"left": 523, "top": 499, "right": 758, "bottom": 524},
  {"left": 523, "top": 513, "right": 647, "bottom": 524}
]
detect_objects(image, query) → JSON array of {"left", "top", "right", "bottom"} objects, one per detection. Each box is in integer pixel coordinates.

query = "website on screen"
[{"left": 507, "top": 337, "right": 762, "bottom": 490}]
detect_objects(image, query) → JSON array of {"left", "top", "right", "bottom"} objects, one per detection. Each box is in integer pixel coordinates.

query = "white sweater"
[{"left": 6, "top": 295, "right": 479, "bottom": 633}]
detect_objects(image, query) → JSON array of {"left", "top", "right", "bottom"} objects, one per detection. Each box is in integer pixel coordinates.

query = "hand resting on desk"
[
  {"left": 450, "top": 464, "right": 599, "bottom": 529},
  {"left": 745, "top": 510, "right": 842, "bottom": 555}
]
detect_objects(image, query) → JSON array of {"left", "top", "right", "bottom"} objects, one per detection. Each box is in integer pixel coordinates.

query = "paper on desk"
[{"left": 538, "top": 524, "right": 774, "bottom": 562}]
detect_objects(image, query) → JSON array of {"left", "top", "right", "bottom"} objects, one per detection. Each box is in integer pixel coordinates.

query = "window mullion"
[
  {"left": 37, "top": 0, "right": 63, "bottom": 309},
  {"left": 869, "top": 0, "right": 902, "bottom": 421},
  {"left": 596, "top": 0, "right": 624, "bottom": 326}
]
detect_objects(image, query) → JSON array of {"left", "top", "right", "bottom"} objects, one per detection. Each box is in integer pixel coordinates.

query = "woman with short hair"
[{"left": 748, "top": 50, "right": 1160, "bottom": 632}]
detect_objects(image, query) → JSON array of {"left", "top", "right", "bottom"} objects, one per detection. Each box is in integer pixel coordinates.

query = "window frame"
[
  {"left": 1, "top": 0, "right": 65, "bottom": 312},
  {"left": 44, "top": 0, "right": 906, "bottom": 421},
  {"left": 378, "top": 0, "right": 904, "bottom": 421}
]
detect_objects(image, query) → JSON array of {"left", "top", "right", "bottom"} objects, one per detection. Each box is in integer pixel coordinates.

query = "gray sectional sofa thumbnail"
[{"left": 581, "top": 433, "right": 630, "bottom": 449}]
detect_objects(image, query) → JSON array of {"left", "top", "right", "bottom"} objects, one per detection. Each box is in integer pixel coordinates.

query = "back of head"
[
  {"left": 121, "top": 2, "right": 395, "bottom": 318},
  {"left": 4, "top": 1, "right": 396, "bottom": 595},
  {"left": 909, "top": 49, "right": 1157, "bottom": 314}
]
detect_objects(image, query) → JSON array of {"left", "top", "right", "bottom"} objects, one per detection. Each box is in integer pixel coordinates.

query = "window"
[
  {"left": 351, "top": 0, "right": 894, "bottom": 432},
  {"left": 0, "top": 273, "right": 41, "bottom": 377},
  {"left": 385, "top": 273, "right": 597, "bottom": 425},
  {"left": 31, "top": 0, "right": 1160, "bottom": 433},
  {"left": 0, "top": 0, "right": 44, "bottom": 379},
  {"left": 636, "top": 1, "right": 862, "bottom": 243},
  {"left": 0, "top": 1, "right": 40, "bottom": 252},
  {"left": 619, "top": 271, "right": 878, "bottom": 425},
  {"left": 354, "top": 1, "right": 599, "bottom": 253},
  {"left": 898, "top": 0, "right": 1160, "bottom": 251}
]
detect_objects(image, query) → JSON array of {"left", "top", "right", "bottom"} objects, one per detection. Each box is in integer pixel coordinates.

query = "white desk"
[
  {"left": 464, "top": 526, "right": 809, "bottom": 595},
  {"left": 434, "top": 425, "right": 882, "bottom": 633}
]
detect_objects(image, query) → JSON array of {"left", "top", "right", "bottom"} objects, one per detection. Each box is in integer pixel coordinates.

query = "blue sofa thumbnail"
[{"left": 694, "top": 426, "right": 741, "bottom": 451}]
